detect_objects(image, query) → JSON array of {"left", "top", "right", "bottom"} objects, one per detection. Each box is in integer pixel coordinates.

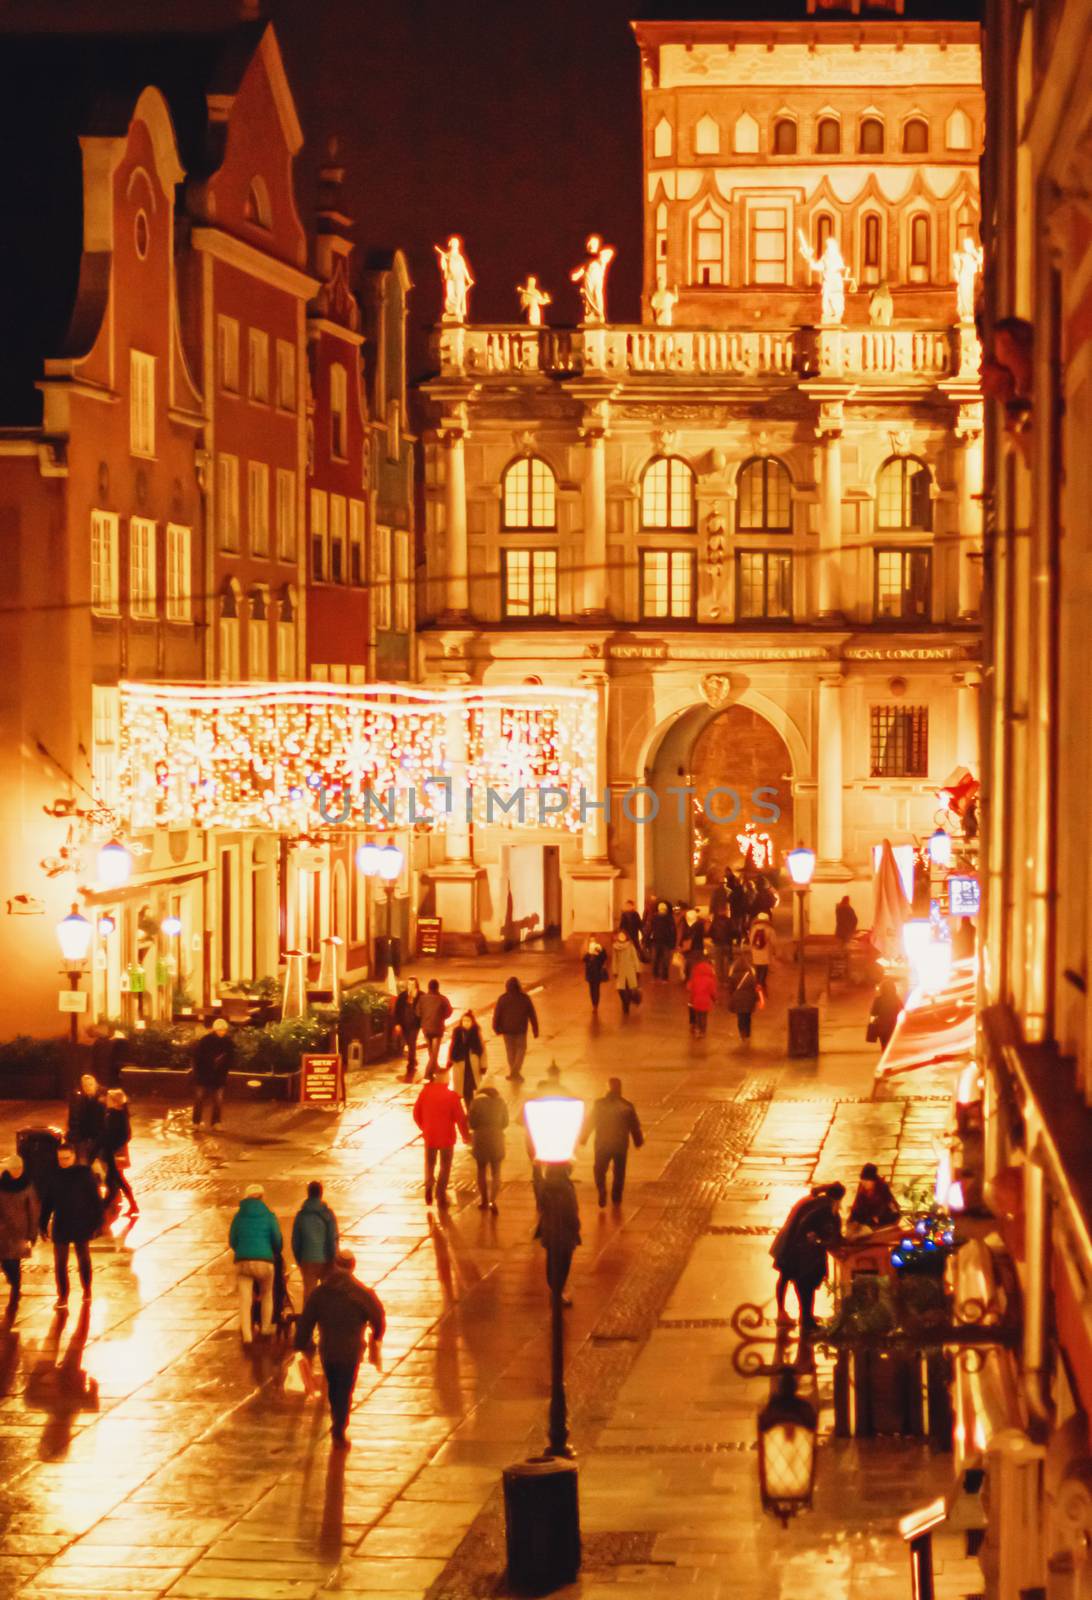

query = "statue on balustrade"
[
  {"left": 952, "top": 237, "right": 983, "bottom": 324},
  {"left": 869, "top": 282, "right": 894, "bottom": 328},
  {"left": 517, "top": 275, "right": 552, "bottom": 326},
  {"left": 650, "top": 278, "right": 679, "bottom": 327},
  {"left": 435, "top": 235, "right": 474, "bottom": 323},
  {"left": 571, "top": 234, "right": 616, "bottom": 324},
  {"left": 798, "top": 232, "right": 856, "bottom": 325}
]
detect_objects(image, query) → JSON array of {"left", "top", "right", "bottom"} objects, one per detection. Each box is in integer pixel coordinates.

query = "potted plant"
[{"left": 338, "top": 985, "right": 394, "bottom": 1063}]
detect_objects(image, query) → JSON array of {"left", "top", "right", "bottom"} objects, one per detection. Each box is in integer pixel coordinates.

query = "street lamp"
[
  {"left": 356, "top": 838, "right": 404, "bottom": 980},
  {"left": 504, "top": 1094, "right": 584, "bottom": 1594},
  {"left": 927, "top": 827, "right": 952, "bottom": 868},
  {"left": 97, "top": 838, "right": 132, "bottom": 890},
  {"left": 785, "top": 845, "right": 818, "bottom": 1058},
  {"left": 757, "top": 1368, "right": 819, "bottom": 1527},
  {"left": 56, "top": 903, "right": 92, "bottom": 1065}
]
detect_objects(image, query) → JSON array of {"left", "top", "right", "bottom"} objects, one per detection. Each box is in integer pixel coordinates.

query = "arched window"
[
  {"left": 876, "top": 456, "right": 931, "bottom": 530},
  {"left": 641, "top": 456, "right": 695, "bottom": 530},
  {"left": 817, "top": 117, "right": 841, "bottom": 155},
  {"left": 909, "top": 213, "right": 931, "bottom": 281},
  {"left": 502, "top": 456, "right": 556, "bottom": 530},
  {"left": 772, "top": 118, "right": 797, "bottom": 155},
  {"left": 903, "top": 118, "right": 929, "bottom": 154},
  {"left": 654, "top": 117, "right": 673, "bottom": 158},
  {"left": 244, "top": 177, "right": 271, "bottom": 230},
  {"left": 945, "top": 108, "right": 973, "bottom": 151},
  {"left": 656, "top": 202, "right": 668, "bottom": 264},
  {"left": 861, "top": 213, "right": 883, "bottom": 283},
  {"left": 692, "top": 206, "right": 727, "bottom": 285},
  {"left": 734, "top": 112, "right": 759, "bottom": 154},
  {"left": 736, "top": 457, "right": 793, "bottom": 533},
  {"left": 860, "top": 117, "right": 885, "bottom": 155},
  {"left": 814, "top": 214, "right": 835, "bottom": 255},
  {"left": 695, "top": 115, "right": 721, "bottom": 156}
]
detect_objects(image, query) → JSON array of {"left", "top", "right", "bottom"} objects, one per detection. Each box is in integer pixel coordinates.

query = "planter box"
[
  {"left": 0, "top": 1067, "right": 62, "bottom": 1101},
  {"left": 120, "top": 1065, "right": 301, "bottom": 1102}
]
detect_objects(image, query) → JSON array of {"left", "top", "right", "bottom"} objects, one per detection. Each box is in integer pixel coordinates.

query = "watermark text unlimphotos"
[{"left": 314, "top": 780, "right": 781, "bottom": 827}]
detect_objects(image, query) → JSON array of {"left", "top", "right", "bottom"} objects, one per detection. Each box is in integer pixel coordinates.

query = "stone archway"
[{"left": 690, "top": 705, "right": 795, "bottom": 887}]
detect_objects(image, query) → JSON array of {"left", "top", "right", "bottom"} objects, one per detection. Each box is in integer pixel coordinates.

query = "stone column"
[
  {"left": 568, "top": 669, "right": 618, "bottom": 939},
  {"left": 425, "top": 687, "right": 486, "bottom": 952},
  {"left": 441, "top": 411, "right": 469, "bottom": 617},
  {"left": 817, "top": 672, "right": 845, "bottom": 866},
  {"left": 444, "top": 700, "right": 472, "bottom": 865},
  {"left": 581, "top": 676, "right": 609, "bottom": 863},
  {"left": 581, "top": 404, "right": 609, "bottom": 615},
  {"left": 954, "top": 670, "right": 980, "bottom": 772},
  {"left": 816, "top": 405, "right": 844, "bottom": 619},
  {"left": 955, "top": 407, "right": 984, "bottom": 619}
]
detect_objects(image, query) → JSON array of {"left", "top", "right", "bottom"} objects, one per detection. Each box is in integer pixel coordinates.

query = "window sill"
[{"left": 91, "top": 609, "right": 120, "bottom": 621}]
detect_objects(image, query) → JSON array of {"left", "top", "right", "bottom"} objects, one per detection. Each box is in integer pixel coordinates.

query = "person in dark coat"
[
  {"left": 709, "top": 909, "right": 734, "bottom": 986},
  {"left": 751, "top": 875, "right": 777, "bottom": 917},
  {"left": 468, "top": 1084, "right": 508, "bottom": 1212},
  {"left": 40, "top": 1145, "right": 103, "bottom": 1309},
  {"left": 680, "top": 910, "right": 706, "bottom": 976},
  {"left": 534, "top": 1163, "right": 581, "bottom": 1305},
  {"left": 847, "top": 1164, "right": 901, "bottom": 1233},
  {"left": 491, "top": 977, "right": 539, "bottom": 1081},
  {"left": 294, "top": 1250, "right": 386, "bottom": 1448},
  {"left": 583, "top": 939, "right": 609, "bottom": 1011},
  {"left": 727, "top": 874, "right": 748, "bottom": 942},
  {"left": 709, "top": 878, "right": 729, "bottom": 918},
  {"left": 291, "top": 1181, "right": 339, "bottom": 1302},
  {"left": 192, "top": 1019, "right": 234, "bottom": 1127},
  {"left": 649, "top": 901, "right": 676, "bottom": 982},
  {"left": 448, "top": 1011, "right": 486, "bottom": 1111},
  {"left": 725, "top": 953, "right": 759, "bottom": 1041},
  {"left": 393, "top": 979, "right": 422, "bottom": 1081},
  {"left": 618, "top": 900, "right": 644, "bottom": 954},
  {"left": 581, "top": 1078, "right": 644, "bottom": 1207},
  {"left": 835, "top": 895, "right": 858, "bottom": 943},
  {"left": 418, "top": 979, "right": 453, "bottom": 1078},
  {"left": 0, "top": 1155, "right": 39, "bottom": 1319},
  {"left": 866, "top": 978, "right": 903, "bottom": 1050},
  {"left": 66, "top": 1075, "right": 105, "bottom": 1163},
  {"left": 771, "top": 1182, "right": 845, "bottom": 1332},
  {"left": 102, "top": 1088, "right": 138, "bottom": 1217}
]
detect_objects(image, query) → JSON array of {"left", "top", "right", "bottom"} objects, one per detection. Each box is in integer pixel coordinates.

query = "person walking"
[
  {"left": 771, "top": 1182, "right": 845, "bottom": 1333},
  {"left": 686, "top": 957, "right": 718, "bottom": 1037},
  {"left": 228, "top": 1183, "right": 282, "bottom": 1344},
  {"left": 727, "top": 873, "right": 748, "bottom": 947},
  {"left": 847, "top": 1164, "right": 901, "bottom": 1234},
  {"left": 66, "top": 1074, "right": 105, "bottom": 1164},
  {"left": 611, "top": 930, "right": 641, "bottom": 1016},
  {"left": 680, "top": 908, "right": 706, "bottom": 977},
  {"left": 619, "top": 899, "right": 644, "bottom": 955},
  {"left": 291, "top": 1180, "right": 339, "bottom": 1302},
  {"left": 582, "top": 1078, "right": 644, "bottom": 1208},
  {"left": 491, "top": 976, "right": 539, "bottom": 1082},
  {"left": 293, "top": 1250, "right": 385, "bottom": 1450},
  {"left": 725, "top": 952, "right": 759, "bottom": 1042},
  {"left": 393, "top": 978, "right": 422, "bottom": 1081},
  {"left": 709, "top": 907, "right": 734, "bottom": 987},
  {"left": 649, "top": 901, "right": 676, "bottom": 982},
  {"left": 40, "top": 1145, "right": 102, "bottom": 1310},
  {"left": 448, "top": 1010, "right": 486, "bottom": 1112},
  {"left": 0, "top": 1154, "right": 39, "bottom": 1320},
  {"left": 866, "top": 977, "right": 903, "bottom": 1051},
  {"left": 835, "top": 895, "right": 858, "bottom": 944},
  {"left": 583, "top": 938, "right": 608, "bottom": 1012},
  {"left": 412, "top": 1066, "right": 470, "bottom": 1207},
  {"left": 192, "top": 1018, "right": 234, "bottom": 1128},
  {"left": 468, "top": 1084, "right": 508, "bottom": 1212},
  {"left": 418, "top": 979, "right": 453, "bottom": 1078},
  {"left": 102, "top": 1088, "right": 138, "bottom": 1218},
  {"left": 747, "top": 912, "right": 775, "bottom": 995}
]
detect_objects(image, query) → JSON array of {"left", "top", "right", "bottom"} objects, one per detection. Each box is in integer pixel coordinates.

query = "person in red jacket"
[
  {"left": 412, "top": 1067, "right": 470, "bottom": 1208},
  {"left": 686, "top": 958, "right": 718, "bottom": 1037}
]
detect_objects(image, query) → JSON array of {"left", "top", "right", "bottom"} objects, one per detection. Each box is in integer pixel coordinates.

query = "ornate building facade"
[{"left": 418, "top": 11, "right": 984, "bottom": 948}]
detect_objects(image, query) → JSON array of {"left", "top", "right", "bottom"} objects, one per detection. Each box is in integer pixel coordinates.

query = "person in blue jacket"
[
  {"left": 228, "top": 1183, "right": 282, "bottom": 1344},
  {"left": 291, "top": 1180, "right": 339, "bottom": 1301}
]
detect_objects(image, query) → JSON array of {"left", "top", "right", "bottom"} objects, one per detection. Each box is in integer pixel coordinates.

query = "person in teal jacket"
[
  {"left": 291, "top": 1181, "right": 339, "bottom": 1301},
  {"left": 228, "top": 1184, "right": 282, "bottom": 1344}
]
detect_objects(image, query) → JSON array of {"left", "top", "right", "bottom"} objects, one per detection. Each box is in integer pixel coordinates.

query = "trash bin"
[
  {"left": 373, "top": 935, "right": 402, "bottom": 981},
  {"left": 787, "top": 1003, "right": 819, "bottom": 1058},
  {"left": 503, "top": 1457, "right": 580, "bottom": 1595}
]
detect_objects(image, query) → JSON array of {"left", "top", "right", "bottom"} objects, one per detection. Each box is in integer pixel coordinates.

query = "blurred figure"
[
  {"left": 611, "top": 930, "right": 641, "bottom": 1016},
  {"left": 491, "top": 976, "right": 539, "bottom": 1082},
  {"left": 709, "top": 905, "right": 734, "bottom": 986},
  {"left": 418, "top": 978, "right": 453, "bottom": 1078},
  {"left": 649, "top": 901, "right": 676, "bottom": 982},
  {"left": 192, "top": 1018, "right": 234, "bottom": 1128},
  {"left": 66, "top": 1074, "right": 105, "bottom": 1163},
  {"left": 412, "top": 1066, "right": 470, "bottom": 1208},
  {"left": 393, "top": 978, "right": 422, "bottom": 1081},
  {"left": 102, "top": 1088, "right": 138, "bottom": 1217},
  {"left": 582, "top": 1078, "right": 644, "bottom": 1208},
  {"left": 618, "top": 899, "right": 643, "bottom": 952},
  {"left": 468, "top": 1084, "right": 508, "bottom": 1212},
  {"left": 448, "top": 1010, "right": 486, "bottom": 1112},
  {"left": 291, "top": 1180, "right": 339, "bottom": 1302},
  {"left": 954, "top": 917, "right": 977, "bottom": 960},
  {"left": 294, "top": 1249, "right": 385, "bottom": 1450},
  {"left": 866, "top": 977, "right": 903, "bottom": 1051},
  {"left": 680, "top": 908, "right": 706, "bottom": 977},
  {"left": 583, "top": 938, "right": 608, "bottom": 1012},
  {"left": 0, "top": 1154, "right": 38, "bottom": 1320},
  {"left": 40, "top": 1144, "right": 102, "bottom": 1310},
  {"left": 725, "top": 951, "right": 759, "bottom": 1042},
  {"left": 747, "top": 913, "right": 774, "bottom": 995},
  {"left": 835, "top": 895, "right": 858, "bottom": 943},
  {"left": 847, "top": 1164, "right": 901, "bottom": 1234},
  {"left": 686, "top": 957, "right": 717, "bottom": 1038},
  {"left": 228, "top": 1183, "right": 282, "bottom": 1344}
]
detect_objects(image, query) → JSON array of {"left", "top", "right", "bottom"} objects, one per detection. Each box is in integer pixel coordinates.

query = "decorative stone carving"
[
  {"left": 705, "top": 506, "right": 727, "bottom": 581},
  {"left": 869, "top": 282, "right": 894, "bottom": 327},
  {"left": 650, "top": 279, "right": 679, "bottom": 327},
  {"left": 571, "top": 235, "right": 616, "bottom": 324},
  {"left": 700, "top": 673, "right": 736, "bottom": 709},
  {"left": 952, "top": 236, "right": 983, "bottom": 323},
  {"left": 798, "top": 231, "right": 856, "bottom": 324},
  {"left": 435, "top": 236, "right": 474, "bottom": 324},
  {"left": 516, "top": 275, "right": 551, "bottom": 326},
  {"left": 888, "top": 427, "right": 914, "bottom": 457}
]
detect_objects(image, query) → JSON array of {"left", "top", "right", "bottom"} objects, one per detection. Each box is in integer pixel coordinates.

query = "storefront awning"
[{"left": 875, "top": 958, "right": 977, "bottom": 1084}]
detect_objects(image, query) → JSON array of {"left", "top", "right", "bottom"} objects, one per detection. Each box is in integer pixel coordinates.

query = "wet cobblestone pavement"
[{"left": 0, "top": 953, "right": 969, "bottom": 1599}]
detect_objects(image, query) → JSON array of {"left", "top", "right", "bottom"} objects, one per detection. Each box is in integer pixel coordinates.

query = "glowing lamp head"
[
  {"left": 356, "top": 843, "right": 382, "bottom": 877},
  {"left": 97, "top": 914, "right": 116, "bottom": 938},
  {"left": 56, "top": 903, "right": 93, "bottom": 965},
  {"left": 928, "top": 827, "right": 952, "bottom": 867},
  {"left": 378, "top": 843, "right": 404, "bottom": 883},
  {"left": 161, "top": 915, "right": 183, "bottom": 937},
  {"left": 757, "top": 1373, "right": 818, "bottom": 1525},
  {"left": 786, "top": 846, "right": 816, "bottom": 887},
  {"left": 917, "top": 938, "right": 953, "bottom": 994},
  {"left": 97, "top": 839, "right": 132, "bottom": 890},
  {"left": 523, "top": 1095, "right": 584, "bottom": 1164},
  {"left": 902, "top": 918, "right": 933, "bottom": 969}
]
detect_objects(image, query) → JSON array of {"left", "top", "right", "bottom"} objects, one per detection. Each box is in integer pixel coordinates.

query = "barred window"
[
  {"left": 875, "top": 548, "right": 931, "bottom": 621},
  {"left": 876, "top": 456, "right": 931, "bottom": 530},
  {"left": 641, "top": 456, "right": 695, "bottom": 530},
  {"left": 640, "top": 550, "right": 694, "bottom": 619},
  {"left": 737, "top": 552, "right": 793, "bottom": 620},
  {"left": 737, "top": 457, "right": 792, "bottom": 532},
  {"left": 502, "top": 457, "right": 556, "bottom": 530},
  {"left": 503, "top": 549, "right": 558, "bottom": 618},
  {"left": 870, "top": 705, "right": 928, "bottom": 777}
]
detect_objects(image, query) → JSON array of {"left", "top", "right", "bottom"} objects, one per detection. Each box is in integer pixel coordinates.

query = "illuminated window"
[
  {"left": 870, "top": 705, "right": 928, "bottom": 777},
  {"left": 129, "top": 517, "right": 156, "bottom": 619},
  {"left": 374, "top": 526, "right": 392, "bottom": 628},
  {"left": 276, "top": 340, "right": 296, "bottom": 411},
  {"left": 946, "top": 108, "right": 973, "bottom": 151},
  {"left": 310, "top": 489, "right": 328, "bottom": 581},
  {"left": 217, "top": 454, "right": 240, "bottom": 551},
  {"left": 654, "top": 117, "right": 672, "bottom": 158},
  {"left": 695, "top": 115, "right": 720, "bottom": 155},
  {"left": 90, "top": 510, "right": 119, "bottom": 615},
  {"left": 219, "top": 590, "right": 240, "bottom": 682},
  {"left": 656, "top": 202, "right": 668, "bottom": 264},
  {"left": 814, "top": 214, "right": 835, "bottom": 255},
  {"left": 862, "top": 213, "right": 883, "bottom": 282},
  {"left": 349, "top": 498, "right": 365, "bottom": 585},
  {"left": 276, "top": 618, "right": 295, "bottom": 680},
  {"left": 248, "top": 328, "right": 269, "bottom": 404},
  {"left": 692, "top": 206, "right": 727, "bottom": 285},
  {"left": 130, "top": 350, "right": 155, "bottom": 457},
  {"left": 247, "top": 461, "right": 269, "bottom": 557},
  {"left": 772, "top": 118, "right": 797, "bottom": 155},
  {"left": 218, "top": 316, "right": 240, "bottom": 391},
  {"left": 737, "top": 552, "right": 793, "bottom": 620},
  {"left": 330, "top": 363, "right": 348, "bottom": 458},
  {"left": 394, "top": 530, "right": 412, "bottom": 630},
  {"left": 166, "top": 523, "right": 191, "bottom": 622},
  {"left": 734, "top": 113, "right": 759, "bottom": 154},
  {"left": 275, "top": 469, "right": 296, "bottom": 561},
  {"left": 641, "top": 456, "right": 695, "bottom": 530},
  {"left": 248, "top": 596, "right": 269, "bottom": 681},
  {"left": 640, "top": 550, "right": 694, "bottom": 619},
  {"left": 749, "top": 205, "right": 789, "bottom": 285},
  {"left": 502, "top": 457, "right": 556, "bottom": 529},
  {"left": 876, "top": 456, "right": 931, "bottom": 529},
  {"left": 909, "top": 214, "right": 931, "bottom": 281},
  {"left": 875, "top": 549, "right": 931, "bottom": 622},
  {"left": 330, "top": 493, "right": 347, "bottom": 583},
  {"left": 903, "top": 118, "right": 929, "bottom": 154},
  {"left": 817, "top": 117, "right": 840, "bottom": 154},
  {"left": 737, "top": 457, "right": 792, "bottom": 532},
  {"left": 503, "top": 549, "right": 558, "bottom": 617},
  {"left": 860, "top": 117, "right": 885, "bottom": 155}
]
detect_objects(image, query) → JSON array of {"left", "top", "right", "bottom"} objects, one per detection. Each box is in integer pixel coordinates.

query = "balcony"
[{"left": 432, "top": 321, "right": 980, "bottom": 387}]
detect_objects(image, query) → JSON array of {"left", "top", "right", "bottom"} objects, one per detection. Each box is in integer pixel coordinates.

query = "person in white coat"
[{"left": 611, "top": 931, "right": 641, "bottom": 1017}]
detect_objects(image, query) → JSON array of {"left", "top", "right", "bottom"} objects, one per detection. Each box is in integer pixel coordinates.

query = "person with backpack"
[
  {"left": 40, "top": 1144, "right": 103, "bottom": 1310},
  {"left": 291, "top": 1180, "right": 339, "bottom": 1303},
  {"left": 725, "top": 952, "right": 759, "bottom": 1042},
  {"left": 294, "top": 1250, "right": 385, "bottom": 1450},
  {"left": 102, "top": 1088, "right": 138, "bottom": 1218},
  {"left": 747, "top": 912, "right": 775, "bottom": 995},
  {"left": 418, "top": 979, "right": 454, "bottom": 1078},
  {"left": 709, "top": 907, "right": 734, "bottom": 986},
  {"left": 393, "top": 978, "right": 422, "bottom": 1081},
  {"left": 468, "top": 1084, "right": 508, "bottom": 1212},
  {"left": 228, "top": 1183, "right": 283, "bottom": 1344}
]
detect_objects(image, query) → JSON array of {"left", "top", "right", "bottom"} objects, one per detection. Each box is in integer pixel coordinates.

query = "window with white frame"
[
  {"left": 946, "top": 108, "right": 973, "bottom": 151},
  {"left": 734, "top": 112, "right": 759, "bottom": 154},
  {"left": 875, "top": 548, "right": 932, "bottom": 621},
  {"left": 165, "top": 523, "right": 192, "bottom": 621},
  {"left": 330, "top": 493, "right": 347, "bottom": 583},
  {"left": 737, "top": 551, "right": 793, "bottom": 620},
  {"left": 276, "top": 618, "right": 295, "bottom": 680},
  {"left": 749, "top": 204, "right": 789, "bottom": 285},
  {"left": 330, "top": 363, "right": 348, "bottom": 458},
  {"left": 90, "top": 510, "right": 119, "bottom": 615},
  {"left": 503, "top": 549, "right": 558, "bottom": 618},
  {"left": 130, "top": 350, "right": 155, "bottom": 456},
  {"left": 349, "top": 498, "right": 365, "bottom": 585},
  {"left": 248, "top": 460, "right": 270, "bottom": 557},
  {"left": 876, "top": 456, "right": 932, "bottom": 530},
  {"left": 276, "top": 339, "right": 296, "bottom": 411},
  {"left": 91, "top": 685, "right": 120, "bottom": 805},
  {"left": 737, "top": 457, "right": 793, "bottom": 532},
  {"left": 129, "top": 517, "right": 156, "bottom": 619},
  {"left": 641, "top": 550, "right": 694, "bottom": 619},
  {"left": 394, "top": 530, "right": 411, "bottom": 630},
  {"left": 691, "top": 206, "right": 727, "bottom": 285},
  {"left": 219, "top": 588, "right": 240, "bottom": 681},
  {"left": 275, "top": 468, "right": 296, "bottom": 561},
  {"left": 695, "top": 115, "right": 720, "bottom": 155},
  {"left": 248, "top": 328, "right": 270, "bottom": 404},
  {"left": 374, "top": 525, "right": 392, "bottom": 629},
  {"left": 217, "top": 454, "right": 240, "bottom": 551},
  {"left": 502, "top": 457, "right": 556, "bottom": 529},
  {"left": 248, "top": 610, "right": 269, "bottom": 680},
  {"left": 217, "top": 316, "right": 240, "bottom": 392},
  {"left": 310, "top": 489, "right": 329, "bottom": 582},
  {"left": 641, "top": 456, "right": 695, "bottom": 530}
]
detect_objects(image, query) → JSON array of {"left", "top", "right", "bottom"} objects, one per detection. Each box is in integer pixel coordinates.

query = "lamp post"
[
  {"left": 56, "top": 903, "right": 93, "bottom": 1071},
  {"left": 785, "top": 845, "right": 818, "bottom": 1058},
  {"left": 96, "top": 838, "right": 132, "bottom": 890},
  {"left": 356, "top": 839, "right": 405, "bottom": 980},
  {"left": 503, "top": 1094, "right": 584, "bottom": 1594}
]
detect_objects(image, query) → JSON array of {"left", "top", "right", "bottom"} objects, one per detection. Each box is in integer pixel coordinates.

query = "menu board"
[
  {"left": 300, "top": 1053, "right": 345, "bottom": 1108},
  {"left": 948, "top": 875, "right": 981, "bottom": 917},
  {"left": 417, "top": 917, "right": 443, "bottom": 956}
]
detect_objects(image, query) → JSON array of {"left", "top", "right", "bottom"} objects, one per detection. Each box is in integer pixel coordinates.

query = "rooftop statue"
[
  {"left": 571, "top": 234, "right": 616, "bottom": 325},
  {"left": 798, "top": 231, "right": 856, "bottom": 325},
  {"left": 435, "top": 235, "right": 474, "bottom": 324},
  {"left": 517, "top": 274, "right": 552, "bottom": 327},
  {"left": 952, "top": 237, "right": 983, "bottom": 324}
]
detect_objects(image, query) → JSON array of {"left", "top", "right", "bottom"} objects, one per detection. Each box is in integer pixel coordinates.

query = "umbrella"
[{"left": 871, "top": 837, "right": 910, "bottom": 962}]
